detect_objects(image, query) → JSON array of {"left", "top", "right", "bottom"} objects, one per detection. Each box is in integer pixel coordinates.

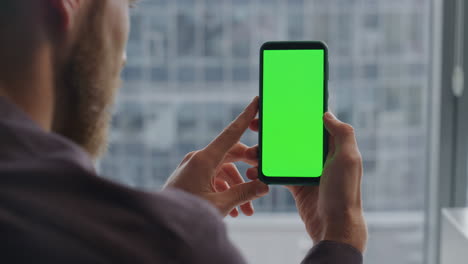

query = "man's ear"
[{"left": 48, "top": 0, "right": 81, "bottom": 31}]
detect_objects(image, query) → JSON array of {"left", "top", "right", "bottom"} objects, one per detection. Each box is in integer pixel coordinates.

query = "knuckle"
[
  {"left": 338, "top": 152, "right": 362, "bottom": 166},
  {"left": 235, "top": 189, "right": 248, "bottom": 204},
  {"left": 184, "top": 151, "right": 196, "bottom": 159},
  {"left": 181, "top": 151, "right": 197, "bottom": 163},
  {"left": 339, "top": 123, "right": 355, "bottom": 135},
  {"left": 227, "top": 186, "right": 249, "bottom": 204},
  {"left": 188, "top": 151, "right": 205, "bottom": 164}
]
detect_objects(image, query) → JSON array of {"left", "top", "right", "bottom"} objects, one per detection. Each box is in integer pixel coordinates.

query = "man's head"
[{"left": 0, "top": 0, "right": 133, "bottom": 159}]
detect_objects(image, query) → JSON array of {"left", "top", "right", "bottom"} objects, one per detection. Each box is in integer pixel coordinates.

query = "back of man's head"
[{"left": 0, "top": 0, "right": 131, "bottom": 160}]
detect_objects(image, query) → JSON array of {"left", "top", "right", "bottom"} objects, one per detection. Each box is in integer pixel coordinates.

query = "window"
[{"left": 100, "top": 1, "right": 432, "bottom": 263}]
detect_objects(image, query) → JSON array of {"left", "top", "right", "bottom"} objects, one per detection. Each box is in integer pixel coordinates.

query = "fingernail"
[
  {"left": 251, "top": 97, "right": 259, "bottom": 107},
  {"left": 244, "top": 97, "right": 258, "bottom": 112},
  {"left": 325, "top": 112, "right": 336, "bottom": 120},
  {"left": 256, "top": 182, "right": 269, "bottom": 196}
]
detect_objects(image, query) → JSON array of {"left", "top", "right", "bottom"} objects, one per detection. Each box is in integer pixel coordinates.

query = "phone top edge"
[{"left": 260, "top": 41, "right": 328, "bottom": 52}]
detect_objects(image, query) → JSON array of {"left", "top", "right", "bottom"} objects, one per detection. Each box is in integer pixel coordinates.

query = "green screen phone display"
[{"left": 262, "top": 49, "right": 325, "bottom": 178}]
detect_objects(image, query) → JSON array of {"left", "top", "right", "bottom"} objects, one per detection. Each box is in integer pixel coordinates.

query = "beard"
[{"left": 52, "top": 3, "right": 122, "bottom": 161}]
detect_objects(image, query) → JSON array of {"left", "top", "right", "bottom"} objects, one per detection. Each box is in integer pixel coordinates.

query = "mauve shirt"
[{"left": 0, "top": 98, "right": 362, "bottom": 264}]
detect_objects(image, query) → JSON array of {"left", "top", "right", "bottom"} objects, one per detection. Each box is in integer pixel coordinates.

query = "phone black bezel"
[{"left": 258, "top": 41, "right": 329, "bottom": 185}]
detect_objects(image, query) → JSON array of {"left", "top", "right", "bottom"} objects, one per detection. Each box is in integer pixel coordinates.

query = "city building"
[{"left": 99, "top": 1, "right": 430, "bottom": 263}]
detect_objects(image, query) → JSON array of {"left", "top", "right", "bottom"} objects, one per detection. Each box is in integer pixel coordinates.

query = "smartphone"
[{"left": 259, "top": 41, "right": 329, "bottom": 185}]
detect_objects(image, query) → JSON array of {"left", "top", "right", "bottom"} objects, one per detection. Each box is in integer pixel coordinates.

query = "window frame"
[{"left": 425, "top": 0, "right": 468, "bottom": 263}]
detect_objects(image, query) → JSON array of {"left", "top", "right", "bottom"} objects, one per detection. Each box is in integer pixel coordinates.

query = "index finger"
[{"left": 202, "top": 97, "right": 259, "bottom": 164}]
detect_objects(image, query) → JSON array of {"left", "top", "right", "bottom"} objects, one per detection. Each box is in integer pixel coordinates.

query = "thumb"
[
  {"left": 220, "top": 180, "right": 269, "bottom": 213},
  {"left": 323, "top": 112, "right": 357, "bottom": 150}
]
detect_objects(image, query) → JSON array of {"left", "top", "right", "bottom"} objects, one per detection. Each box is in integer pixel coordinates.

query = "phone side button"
[{"left": 326, "top": 60, "right": 329, "bottom": 81}]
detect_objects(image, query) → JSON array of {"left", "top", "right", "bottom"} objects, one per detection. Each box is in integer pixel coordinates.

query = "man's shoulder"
[
  {"left": 148, "top": 188, "right": 224, "bottom": 236},
  {"left": 0, "top": 163, "right": 240, "bottom": 263},
  {"left": 150, "top": 189, "right": 245, "bottom": 263}
]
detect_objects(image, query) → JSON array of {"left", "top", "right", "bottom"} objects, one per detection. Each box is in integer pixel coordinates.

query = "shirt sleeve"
[
  {"left": 156, "top": 189, "right": 248, "bottom": 264},
  {"left": 185, "top": 202, "right": 248, "bottom": 264},
  {"left": 301, "top": 240, "right": 363, "bottom": 264}
]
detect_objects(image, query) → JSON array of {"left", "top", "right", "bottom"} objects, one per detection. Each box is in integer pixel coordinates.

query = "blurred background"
[{"left": 97, "top": 0, "right": 468, "bottom": 263}]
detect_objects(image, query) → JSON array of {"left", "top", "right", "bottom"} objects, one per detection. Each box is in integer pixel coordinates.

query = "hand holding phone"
[
  {"left": 247, "top": 113, "right": 367, "bottom": 252},
  {"left": 287, "top": 113, "right": 367, "bottom": 253}
]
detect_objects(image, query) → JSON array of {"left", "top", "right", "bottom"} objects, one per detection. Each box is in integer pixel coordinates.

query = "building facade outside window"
[{"left": 100, "top": 1, "right": 431, "bottom": 263}]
